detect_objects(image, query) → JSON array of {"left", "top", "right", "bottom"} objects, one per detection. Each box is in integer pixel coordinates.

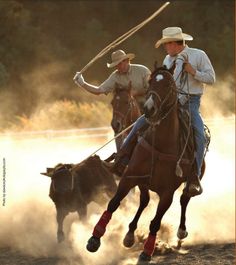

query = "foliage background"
[{"left": 0, "top": 0, "right": 234, "bottom": 131}]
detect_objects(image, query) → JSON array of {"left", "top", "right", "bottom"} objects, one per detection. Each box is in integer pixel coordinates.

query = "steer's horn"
[{"left": 40, "top": 172, "right": 51, "bottom": 177}]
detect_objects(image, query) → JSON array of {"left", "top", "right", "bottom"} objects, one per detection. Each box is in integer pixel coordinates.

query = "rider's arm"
[
  {"left": 193, "top": 51, "right": 216, "bottom": 85},
  {"left": 74, "top": 72, "right": 115, "bottom": 95}
]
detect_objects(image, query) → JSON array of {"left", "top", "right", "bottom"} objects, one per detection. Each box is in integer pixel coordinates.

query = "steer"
[{"left": 41, "top": 155, "right": 117, "bottom": 242}]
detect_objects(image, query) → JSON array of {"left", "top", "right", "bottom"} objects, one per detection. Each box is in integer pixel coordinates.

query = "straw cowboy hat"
[
  {"left": 107, "top": 50, "right": 135, "bottom": 68},
  {"left": 155, "top": 27, "right": 193, "bottom": 48}
]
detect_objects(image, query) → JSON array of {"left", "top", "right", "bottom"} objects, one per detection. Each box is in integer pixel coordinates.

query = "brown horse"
[
  {"left": 87, "top": 67, "right": 206, "bottom": 263},
  {"left": 111, "top": 82, "right": 141, "bottom": 151}
]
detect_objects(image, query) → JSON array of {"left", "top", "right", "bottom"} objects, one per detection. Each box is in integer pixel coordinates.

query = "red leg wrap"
[
  {"left": 92, "top": 210, "right": 112, "bottom": 238},
  {"left": 143, "top": 233, "right": 156, "bottom": 256}
]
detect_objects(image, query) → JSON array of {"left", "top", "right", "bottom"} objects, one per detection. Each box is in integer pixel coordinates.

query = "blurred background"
[
  {"left": 0, "top": 0, "right": 234, "bottom": 131},
  {"left": 0, "top": 2, "right": 234, "bottom": 263}
]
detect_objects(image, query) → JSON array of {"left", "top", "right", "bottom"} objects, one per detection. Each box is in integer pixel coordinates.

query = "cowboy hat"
[
  {"left": 155, "top": 27, "right": 193, "bottom": 48},
  {"left": 107, "top": 50, "right": 135, "bottom": 68}
]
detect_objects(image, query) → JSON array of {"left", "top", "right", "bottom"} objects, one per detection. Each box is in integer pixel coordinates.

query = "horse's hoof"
[
  {"left": 177, "top": 227, "right": 188, "bottom": 240},
  {"left": 137, "top": 251, "right": 151, "bottom": 264},
  {"left": 86, "top": 236, "right": 101, "bottom": 252},
  {"left": 123, "top": 231, "right": 135, "bottom": 248},
  {"left": 57, "top": 231, "right": 65, "bottom": 243}
]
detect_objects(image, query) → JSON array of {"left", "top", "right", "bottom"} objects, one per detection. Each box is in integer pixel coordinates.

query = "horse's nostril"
[{"left": 111, "top": 120, "right": 121, "bottom": 133}]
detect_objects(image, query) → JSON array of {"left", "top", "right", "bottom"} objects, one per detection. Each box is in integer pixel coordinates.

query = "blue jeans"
[
  {"left": 183, "top": 95, "right": 206, "bottom": 176},
  {"left": 122, "top": 114, "right": 147, "bottom": 147}
]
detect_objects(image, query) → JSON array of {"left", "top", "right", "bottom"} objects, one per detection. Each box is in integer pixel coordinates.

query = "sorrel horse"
[
  {"left": 111, "top": 82, "right": 141, "bottom": 151},
  {"left": 87, "top": 67, "right": 206, "bottom": 263}
]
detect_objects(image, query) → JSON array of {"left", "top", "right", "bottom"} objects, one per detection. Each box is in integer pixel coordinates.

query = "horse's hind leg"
[
  {"left": 138, "top": 191, "right": 174, "bottom": 262},
  {"left": 123, "top": 185, "right": 150, "bottom": 248},
  {"left": 177, "top": 193, "right": 191, "bottom": 240},
  {"left": 87, "top": 177, "right": 135, "bottom": 252}
]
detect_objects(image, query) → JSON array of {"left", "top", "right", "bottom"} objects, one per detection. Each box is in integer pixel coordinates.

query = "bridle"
[
  {"left": 146, "top": 70, "right": 177, "bottom": 126},
  {"left": 112, "top": 92, "right": 138, "bottom": 132}
]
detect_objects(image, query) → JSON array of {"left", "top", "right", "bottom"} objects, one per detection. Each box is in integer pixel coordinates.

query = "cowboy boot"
[
  {"left": 184, "top": 161, "right": 203, "bottom": 197},
  {"left": 187, "top": 173, "right": 203, "bottom": 197}
]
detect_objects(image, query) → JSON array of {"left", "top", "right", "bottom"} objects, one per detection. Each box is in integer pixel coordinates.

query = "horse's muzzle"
[{"left": 111, "top": 119, "right": 122, "bottom": 133}]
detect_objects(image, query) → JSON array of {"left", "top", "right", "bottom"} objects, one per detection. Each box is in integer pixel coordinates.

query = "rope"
[
  {"left": 175, "top": 69, "right": 191, "bottom": 177},
  {"left": 85, "top": 120, "right": 136, "bottom": 160},
  {"left": 80, "top": 2, "right": 170, "bottom": 73}
]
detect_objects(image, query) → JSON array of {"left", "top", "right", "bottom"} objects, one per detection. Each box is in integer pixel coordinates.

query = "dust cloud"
[{"left": 0, "top": 79, "right": 235, "bottom": 264}]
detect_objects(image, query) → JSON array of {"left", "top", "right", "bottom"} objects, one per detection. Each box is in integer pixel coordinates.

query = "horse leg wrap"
[
  {"left": 143, "top": 233, "right": 156, "bottom": 256},
  {"left": 92, "top": 210, "right": 112, "bottom": 238}
]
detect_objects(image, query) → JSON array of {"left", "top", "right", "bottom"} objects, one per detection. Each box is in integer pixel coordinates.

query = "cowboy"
[
  {"left": 112, "top": 27, "right": 215, "bottom": 197},
  {"left": 73, "top": 49, "right": 151, "bottom": 112},
  {"left": 74, "top": 50, "right": 150, "bottom": 150}
]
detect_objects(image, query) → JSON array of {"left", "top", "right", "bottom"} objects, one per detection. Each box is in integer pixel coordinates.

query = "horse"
[
  {"left": 110, "top": 82, "right": 141, "bottom": 151},
  {"left": 86, "top": 66, "right": 206, "bottom": 263}
]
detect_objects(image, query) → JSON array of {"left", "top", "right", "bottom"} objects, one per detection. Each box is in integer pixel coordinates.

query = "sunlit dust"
[{"left": 0, "top": 115, "right": 234, "bottom": 264}]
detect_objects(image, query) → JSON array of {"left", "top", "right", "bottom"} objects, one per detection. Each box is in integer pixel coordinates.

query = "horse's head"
[
  {"left": 111, "top": 82, "right": 140, "bottom": 134},
  {"left": 144, "top": 66, "right": 177, "bottom": 123}
]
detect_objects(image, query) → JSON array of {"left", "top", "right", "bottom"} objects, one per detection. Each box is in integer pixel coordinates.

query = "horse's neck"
[{"left": 148, "top": 108, "right": 179, "bottom": 154}]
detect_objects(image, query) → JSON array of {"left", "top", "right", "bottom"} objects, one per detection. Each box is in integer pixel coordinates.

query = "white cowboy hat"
[
  {"left": 155, "top": 27, "right": 193, "bottom": 48},
  {"left": 107, "top": 50, "right": 135, "bottom": 68}
]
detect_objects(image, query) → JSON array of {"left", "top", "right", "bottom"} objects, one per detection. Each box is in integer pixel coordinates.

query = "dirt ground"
[{"left": 0, "top": 242, "right": 235, "bottom": 265}]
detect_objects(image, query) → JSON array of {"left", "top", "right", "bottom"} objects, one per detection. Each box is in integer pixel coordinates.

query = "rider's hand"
[
  {"left": 183, "top": 62, "right": 196, "bottom": 76},
  {"left": 73, "top": 72, "right": 85, "bottom": 86}
]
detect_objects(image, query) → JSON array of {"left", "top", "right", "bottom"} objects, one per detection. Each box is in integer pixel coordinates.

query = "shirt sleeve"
[
  {"left": 194, "top": 51, "right": 216, "bottom": 85},
  {"left": 98, "top": 72, "right": 116, "bottom": 94},
  {"left": 143, "top": 67, "right": 151, "bottom": 89}
]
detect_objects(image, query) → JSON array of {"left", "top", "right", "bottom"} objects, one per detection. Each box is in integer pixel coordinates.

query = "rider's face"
[
  {"left": 163, "top": 41, "right": 185, "bottom": 57},
  {"left": 163, "top": 42, "right": 179, "bottom": 56},
  {"left": 116, "top": 59, "right": 130, "bottom": 73}
]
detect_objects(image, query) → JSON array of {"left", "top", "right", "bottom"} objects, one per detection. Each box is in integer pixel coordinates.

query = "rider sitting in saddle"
[
  {"left": 73, "top": 49, "right": 151, "bottom": 150},
  {"left": 111, "top": 27, "right": 216, "bottom": 197}
]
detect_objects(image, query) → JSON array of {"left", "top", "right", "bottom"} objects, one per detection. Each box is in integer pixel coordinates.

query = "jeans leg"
[
  {"left": 188, "top": 96, "right": 206, "bottom": 176},
  {"left": 122, "top": 114, "right": 147, "bottom": 148}
]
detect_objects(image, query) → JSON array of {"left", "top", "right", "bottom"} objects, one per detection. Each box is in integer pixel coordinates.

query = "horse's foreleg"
[
  {"left": 177, "top": 193, "right": 191, "bottom": 240},
  {"left": 87, "top": 178, "right": 134, "bottom": 252},
  {"left": 138, "top": 192, "right": 174, "bottom": 263},
  {"left": 123, "top": 185, "right": 150, "bottom": 248}
]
